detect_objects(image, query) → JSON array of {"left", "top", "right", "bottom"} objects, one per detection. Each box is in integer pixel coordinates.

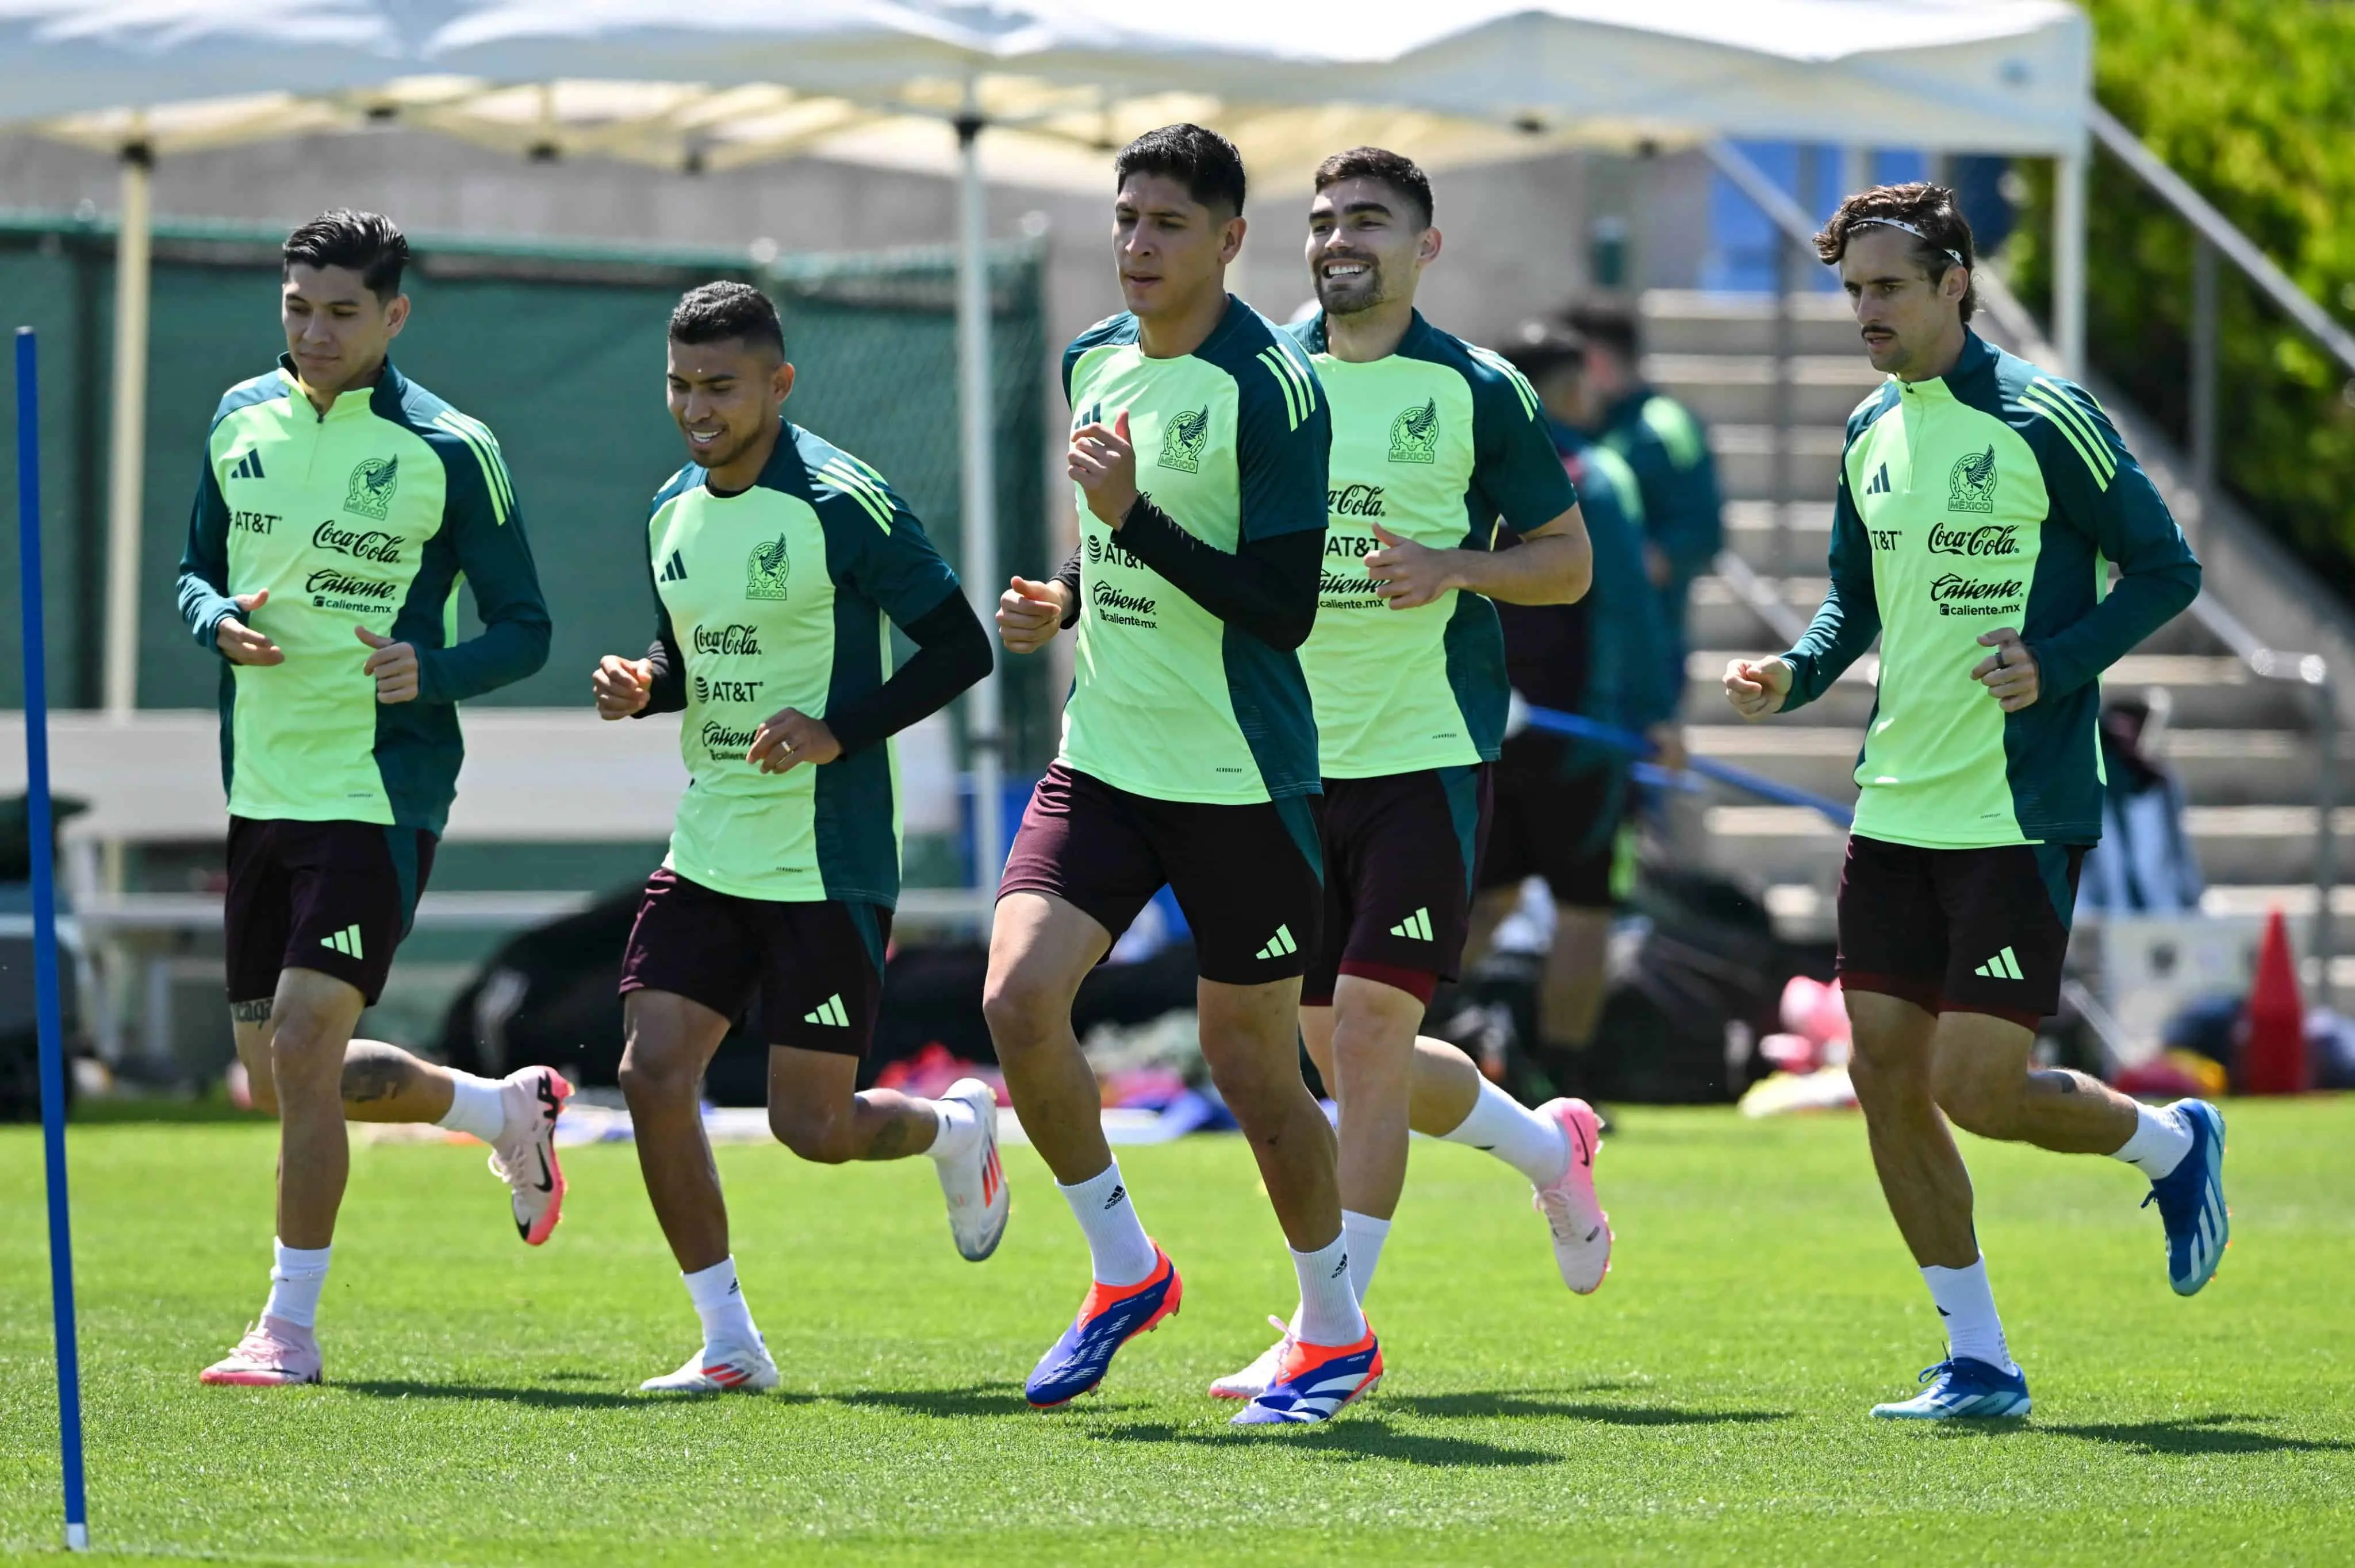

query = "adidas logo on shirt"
[
  {"left": 1255, "top": 925, "right": 1298, "bottom": 961},
  {"left": 1864, "top": 463, "right": 1892, "bottom": 495},
  {"left": 1388, "top": 908, "right": 1435, "bottom": 942},
  {"left": 658, "top": 549, "right": 689, "bottom": 583},
  {"left": 228, "top": 449, "right": 267, "bottom": 481},
  {"left": 803, "top": 994, "right": 851, "bottom": 1028},
  {"left": 1973, "top": 946, "right": 2026, "bottom": 981},
  {"left": 319, "top": 924, "right": 365, "bottom": 959}
]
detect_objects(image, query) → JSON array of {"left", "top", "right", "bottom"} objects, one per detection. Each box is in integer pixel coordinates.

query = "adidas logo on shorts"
[
  {"left": 803, "top": 994, "right": 851, "bottom": 1027},
  {"left": 319, "top": 924, "right": 365, "bottom": 959},
  {"left": 1973, "top": 946, "right": 2026, "bottom": 981},
  {"left": 1255, "top": 925, "right": 1298, "bottom": 961},
  {"left": 1388, "top": 908, "right": 1435, "bottom": 942}
]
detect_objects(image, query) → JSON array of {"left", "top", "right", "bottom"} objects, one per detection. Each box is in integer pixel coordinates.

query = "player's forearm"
[
  {"left": 1115, "top": 497, "right": 1321, "bottom": 650},
  {"left": 826, "top": 591, "right": 992, "bottom": 756},
  {"left": 1450, "top": 524, "right": 1591, "bottom": 606},
  {"left": 638, "top": 627, "right": 687, "bottom": 717},
  {"left": 1780, "top": 589, "right": 1878, "bottom": 712},
  {"left": 416, "top": 606, "right": 552, "bottom": 704},
  {"left": 177, "top": 571, "right": 237, "bottom": 652},
  {"left": 1053, "top": 547, "right": 1083, "bottom": 629},
  {"left": 2028, "top": 558, "right": 2201, "bottom": 700}
]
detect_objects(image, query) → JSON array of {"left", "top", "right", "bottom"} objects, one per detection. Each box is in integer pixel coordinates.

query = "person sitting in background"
[{"left": 2078, "top": 692, "right": 2203, "bottom": 916}]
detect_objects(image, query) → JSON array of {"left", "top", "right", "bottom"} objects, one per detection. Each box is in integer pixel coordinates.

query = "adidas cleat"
[
  {"left": 1871, "top": 1357, "right": 2031, "bottom": 1420},
  {"left": 1025, "top": 1247, "right": 1182, "bottom": 1408},
  {"left": 1230, "top": 1327, "right": 1383, "bottom": 1427},
  {"left": 1208, "top": 1315, "right": 1295, "bottom": 1401},
  {"left": 488, "top": 1064, "right": 572, "bottom": 1246},
  {"left": 2143, "top": 1098, "right": 2229, "bottom": 1296},
  {"left": 639, "top": 1337, "right": 780, "bottom": 1394},
  {"left": 1533, "top": 1097, "right": 1613, "bottom": 1293},
  {"left": 935, "top": 1077, "right": 1010, "bottom": 1262},
  {"left": 199, "top": 1317, "right": 323, "bottom": 1388}
]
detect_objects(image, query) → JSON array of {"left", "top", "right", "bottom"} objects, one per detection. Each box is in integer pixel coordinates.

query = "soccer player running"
[
  {"left": 989, "top": 125, "right": 1372, "bottom": 1427},
  {"left": 1207, "top": 150, "right": 1607, "bottom": 1400},
  {"left": 592, "top": 283, "right": 999, "bottom": 1394},
  {"left": 1723, "top": 184, "right": 2221, "bottom": 1420},
  {"left": 1461, "top": 324, "right": 1679, "bottom": 1093},
  {"left": 178, "top": 211, "right": 559, "bottom": 1387}
]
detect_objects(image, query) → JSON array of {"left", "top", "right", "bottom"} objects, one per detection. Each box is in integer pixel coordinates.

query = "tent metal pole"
[
  {"left": 103, "top": 143, "right": 152, "bottom": 722},
  {"left": 2054, "top": 147, "right": 2087, "bottom": 377},
  {"left": 954, "top": 107, "right": 1004, "bottom": 915}
]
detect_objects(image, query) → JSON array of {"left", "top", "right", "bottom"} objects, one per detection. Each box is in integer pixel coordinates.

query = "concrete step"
[
  {"left": 1699, "top": 804, "right": 2354, "bottom": 888},
  {"left": 1642, "top": 290, "right": 1863, "bottom": 357},
  {"left": 1677, "top": 652, "right": 2316, "bottom": 729},
  {"left": 1710, "top": 425, "right": 1843, "bottom": 502},
  {"left": 1722, "top": 501, "right": 1831, "bottom": 577},
  {"left": 1643, "top": 352, "right": 1884, "bottom": 427}
]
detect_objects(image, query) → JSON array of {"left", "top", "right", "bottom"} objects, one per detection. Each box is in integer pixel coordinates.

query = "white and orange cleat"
[
  {"left": 199, "top": 1316, "right": 323, "bottom": 1387},
  {"left": 1208, "top": 1315, "right": 1296, "bottom": 1401},
  {"left": 934, "top": 1077, "right": 1010, "bottom": 1262},
  {"left": 639, "top": 1338, "right": 780, "bottom": 1395},
  {"left": 489, "top": 1065, "right": 572, "bottom": 1246},
  {"left": 1533, "top": 1097, "right": 1612, "bottom": 1294}
]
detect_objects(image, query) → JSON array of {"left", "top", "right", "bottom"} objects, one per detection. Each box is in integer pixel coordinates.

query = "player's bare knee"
[
  {"left": 980, "top": 966, "right": 1063, "bottom": 1051},
  {"left": 768, "top": 1101, "right": 854, "bottom": 1163},
  {"left": 618, "top": 1037, "right": 696, "bottom": 1110},
  {"left": 1932, "top": 1056, "right": 2021, "bottom": 1140}
]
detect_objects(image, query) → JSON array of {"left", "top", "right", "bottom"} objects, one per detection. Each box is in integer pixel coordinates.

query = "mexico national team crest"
[
  {"left": 1157, "top": 406, "right": 1211, "bottom": 474},
  {"left": 344, "top": 456, "right": 398, "bottom": 520},
  {"left": 1389, "top": 398, "right": 1440, "bottom": 463},
  {"left": 745, "top": 533, "right": 791, "bottom": 601},
  {"left": 1947, "top": 446, "right": 1998, "bottom": 513}
]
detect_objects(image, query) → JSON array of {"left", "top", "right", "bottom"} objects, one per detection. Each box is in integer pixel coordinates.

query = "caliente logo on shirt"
[
  {"left": 1947, "top": 447, "right": 1998, "bottom": 513},
  {"left": 1157, "top": 406, "right": 1211, "bottom": 474},
  {"left": 1388, "top": 398, "right": 1440, "bottom": 463},
  {"left": 344, "top": 456, "right": 398, "bottom": 520},
  {"left": 745, "top": 534, "right": 791, "bottom": 601}
]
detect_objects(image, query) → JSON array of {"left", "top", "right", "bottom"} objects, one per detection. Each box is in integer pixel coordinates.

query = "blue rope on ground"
[
  {"left": 1518, "top": 702, "right": 1855, "bottom": 828},
  {"left": 17, "top": 327, "right": 90, "bottom": 1552}
]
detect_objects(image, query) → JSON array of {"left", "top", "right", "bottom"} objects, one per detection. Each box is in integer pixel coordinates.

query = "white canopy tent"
[{"left": 5, "top": 0, "right": 2096, "bottom": 892}]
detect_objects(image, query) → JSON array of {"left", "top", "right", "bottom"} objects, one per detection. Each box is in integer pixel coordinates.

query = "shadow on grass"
[
  {"left": 1090, "top": 1416, "right": 1556, "bottom": 1468},
  {"left": 2041, "top": 1414, "right": 2355, "bottom": 1456},
  {"left": 1386, "top": 1391, "right": 1791, "bottom": 1425},
  {"left": 338, "top": 1378, "right": 643, "bottom": 1409},
  {"left": 786, "top": 1382, "right": 1045, "bottom": 1419}
]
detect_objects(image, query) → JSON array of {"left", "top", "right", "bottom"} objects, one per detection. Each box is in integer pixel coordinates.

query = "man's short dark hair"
[
  {"left": 1504, "top": 320, "right": 1586, "bottom": 381},
  {"left": 669, "top": 280, "right": 785, "bottom": 358},
  {"left": 1815, "top": 181, "right": 1978, "bottom": 322},
  {"left": 1114, "top": 124, "right": 1248, "bottom": 217},
  {"left": 1312, "top": 147, "right": 1433, "bottom": 230},
  {"left": 1562, "top": 299, "right": 1639, "bottom": 363},
  {"left": 283, "top": 210, "right": 409, "bottom": 301}
]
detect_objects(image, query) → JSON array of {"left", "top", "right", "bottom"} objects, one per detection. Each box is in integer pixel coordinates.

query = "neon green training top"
[{"left": 1287, "top": 310, "right": 1578, "bottom": 778}]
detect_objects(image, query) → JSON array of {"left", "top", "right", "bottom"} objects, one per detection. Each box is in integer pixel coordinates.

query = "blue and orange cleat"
[
  {"left": 1230, "top": 1325, "right": 1383, "bottom": 1427},
  {"left": 1025, "top": 1246, "right": 1182, "bottom": 1408},
  {"left": 2143, "top": 1098, "right": 2229, "bottom": 1296}
]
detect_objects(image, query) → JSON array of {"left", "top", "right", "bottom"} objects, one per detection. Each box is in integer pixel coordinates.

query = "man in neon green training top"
[
  {"left": 1724, "top": 183, "right": 2224, "bottom": 1421},
  {"left": 1203, "top": 148, "right": 1608, "bottom": 1400},
  {"left": 989, "top": 125, "right": 1378, "bottom": 1427},
  {"left": 176, "top": 211, "right": 558, "bottom": 1388},
  {"left": 590, "top": 282, "right": 998, "bottom": 1394}
]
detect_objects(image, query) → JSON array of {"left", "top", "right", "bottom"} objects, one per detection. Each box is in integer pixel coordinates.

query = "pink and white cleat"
[
  {"left": 489, "top": 1065, "right": 572, "bottom": 1246},
  {"left": 1532, "top": 1097, "right": 1613, "bottom": 1294},
  {"left": 199, "top": 1316, "right": 323, "bottom": 1386}
]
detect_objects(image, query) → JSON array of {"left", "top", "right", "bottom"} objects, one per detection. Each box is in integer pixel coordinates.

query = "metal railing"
[{"left": 1706, "top": 132, "right": 2342, "bottom": 998}]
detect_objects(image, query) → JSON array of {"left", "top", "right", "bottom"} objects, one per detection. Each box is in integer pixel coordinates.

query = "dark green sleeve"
[
  {"left": 1235, "top": 339, "right": 1330, "bottom": 544},
  {"left": 1470, "top": 363, "right": 1577, "bottom": 536},
  {"left": 1639, "top": 397, "right": 1724, "bottom": 579},
  {"left": 416, "top": 431, "right": 551, "bottom": 704},
  {"left": 176, "top": 443, "right": 239, "bottom": 652},
  {"left": 2023, "top": 386, "right": 2200, "bottom": 700},
  {"left": 1780, "top": 464, "right": 1880, "bottom": 710},
  {"left": 824, "top": 471, "right": 987, "bottom": 756}
]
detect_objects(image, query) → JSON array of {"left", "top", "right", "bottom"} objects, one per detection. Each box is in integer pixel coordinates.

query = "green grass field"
[{"left": 3, "top": 1100, "right": 2352, "bottom": 1565}]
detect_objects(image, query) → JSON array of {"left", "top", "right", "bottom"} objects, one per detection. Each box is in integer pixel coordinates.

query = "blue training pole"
[
  {"left": 1519, "top": 702, "right": 1855, "bottom": 829},
  {"left": 17, "top": 327, "right": 91, "bottom": 1552}
]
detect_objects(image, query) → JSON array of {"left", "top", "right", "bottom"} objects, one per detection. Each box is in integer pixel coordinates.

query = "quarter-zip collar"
[
  {"left": 277, "top": 352, "right": 398, "bottom": 422},
  {"left": 1892, "top": 329, "right": 1996, "bottom": 406}
]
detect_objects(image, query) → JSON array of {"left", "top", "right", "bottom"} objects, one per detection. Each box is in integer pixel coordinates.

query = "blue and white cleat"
[
  {"left": 1871, "top": 1357, "right": 2031, "bottom": 1420},
  {"left": 2142, "top": 1098, "right": 2229, "bottom": 1296},
  {"left": 1025, "top": 1246, "right": 1182, "bottom": 1408},
  {"left": 1230, "top": 1327, "right": 1383, "bottom": 1427}
]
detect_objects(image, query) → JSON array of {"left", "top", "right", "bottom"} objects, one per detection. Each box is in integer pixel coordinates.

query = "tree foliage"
[{"left": 2010, "top": 0, "right": 2355, "bottom": 589}]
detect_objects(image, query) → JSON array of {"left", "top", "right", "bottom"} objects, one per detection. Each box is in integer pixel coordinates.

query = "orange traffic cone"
[{"left": 2238, "top": 908, "right": 2308, "bottom": 1095}]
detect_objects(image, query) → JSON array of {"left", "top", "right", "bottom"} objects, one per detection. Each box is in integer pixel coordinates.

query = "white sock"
[
  {"left": 1921, "top": 1256, "right": 2017, "bottom": 1375},
  {"left": 1291, "top": 1231, "right": 1368, "bottom": 1347},
  {"left": 2111, "top": 1101, "right": 2194, "bottom": 1180},
  {"left": 436, "top": 1072, "right": 506, "bottom": 1142},
  {"left": 1342, "top": 1209, "right": 1391, "bottom": 1300},
  {"left": 1057, "top": 1160, "right": 1157, "bottom": 1287},
  {"left": 925, "top": 1096, "right": 984, "bottom": 1164},
  {"left": 262, "top": 1239, "right": 332, "bottom": 1329},
  {"left": 1440, "top": 1077, "right": 1570, "bottom": 1186},
  {"left": 682, "top": 1256, "right": 761, "bottom": 1351}
]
